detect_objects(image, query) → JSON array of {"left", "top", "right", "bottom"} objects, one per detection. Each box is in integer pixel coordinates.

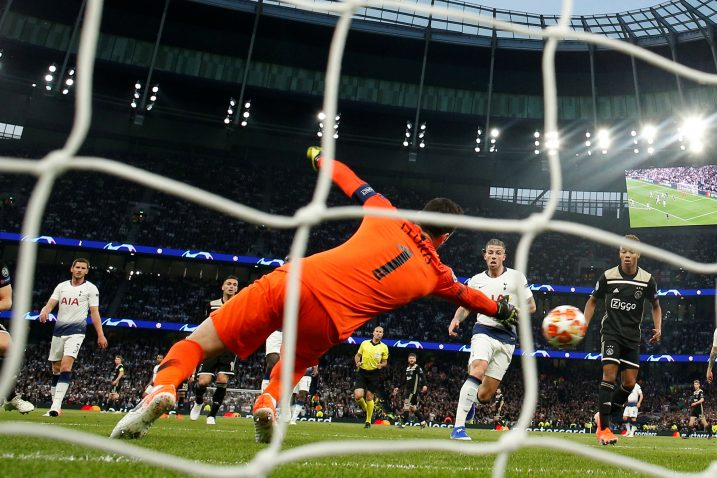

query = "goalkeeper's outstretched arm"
[{"left": 308, "top": 147, "right": 391, "bottom": 209}]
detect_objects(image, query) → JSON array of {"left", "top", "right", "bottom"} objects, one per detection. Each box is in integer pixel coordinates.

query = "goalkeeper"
[{"left": 112, "top": 147, "right": 519, "bottom": 443}]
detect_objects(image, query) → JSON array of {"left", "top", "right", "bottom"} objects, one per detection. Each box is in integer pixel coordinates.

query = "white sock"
[
  {"left": 261, "top": 379, "right": 269, "bottom": 392},
  {"left": 291, "top": 403, "right": 302, "bottom": 422},
  {"left": 52, "top": 381, "right": 69, "bottom": 411},
  {"left": 454, "top": 377, "right": 480, "bottom": 428}
]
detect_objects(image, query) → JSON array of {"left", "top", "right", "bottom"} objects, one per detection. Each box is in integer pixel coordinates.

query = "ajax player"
[
  {"left": 448, "top": 238, "right": 535, "bottom": 440},
  {"left": 39, "top": 258, "right": 108, "bottom": 416},
  {"left": 584, "top": 235, "right": 661, "bottom": 446}
]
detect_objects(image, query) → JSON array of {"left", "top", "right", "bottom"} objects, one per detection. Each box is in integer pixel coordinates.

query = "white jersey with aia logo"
[
  {"left": 50, "top": 280, "right": 100, "bottom": 336},
  {"left": 467, "top": 268, "right": 532, "bottom": 334}
]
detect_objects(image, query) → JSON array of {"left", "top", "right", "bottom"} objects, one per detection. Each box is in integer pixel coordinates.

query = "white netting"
[{"left": 1, "top": 0, "right": 717, "bottom": 477}]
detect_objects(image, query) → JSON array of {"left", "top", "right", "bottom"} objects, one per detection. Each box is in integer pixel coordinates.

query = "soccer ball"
[{"left": 541, "top": 305, "right": 587, "bottom": 349}]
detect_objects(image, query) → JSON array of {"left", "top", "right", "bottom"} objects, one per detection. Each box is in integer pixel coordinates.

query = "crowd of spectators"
[
  {"left": 9, "top": 331, "right": 714, "bottom": 433},
  {"left": 627, "top": 166, "right": 717, "bottom": 193}
]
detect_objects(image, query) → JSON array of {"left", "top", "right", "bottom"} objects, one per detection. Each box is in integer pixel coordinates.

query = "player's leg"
[
  {"left": 208, "top": 366, "right": 232, "bottom": 423},
  {"left": 47, "top": 336, "right": 63, "bottom": 407},
  {"left": 622, "top": 412, "right": 630, "bottom": 436},
  {"left": 262, "top": 351, "right": 280, "bottom": 392},
  {"left": 50, "top": 335, "right": 82, "bottom": 416},
  {"left": 596, "top": 340, "right": 620, "bottom": 444},
  {"left": 701, "top": 415, "right": 712, "bottom": 437},
  {"left": 291, "top": 388, "right": 308, "bottom": 424},
  {"left": 0, "top": 327, "right": 34, "bottom": 413},
  {"left": 190, "top": 371, "right": 213, "bottom": 420},
  {"left": 611, "top": 363, "right": 638, "bottom": 416},
  {"left": 454, "top": 335, "right": 490, "bottom": 430}
]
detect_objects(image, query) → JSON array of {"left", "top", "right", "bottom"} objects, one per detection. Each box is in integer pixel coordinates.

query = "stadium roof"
[{"left": 201, "top": 0, "right": 717, "bottom": 49}]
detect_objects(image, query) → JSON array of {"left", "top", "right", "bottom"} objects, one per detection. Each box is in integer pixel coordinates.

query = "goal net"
[{"left": 1, "top": 0, "right": 717, "bottom": 477}]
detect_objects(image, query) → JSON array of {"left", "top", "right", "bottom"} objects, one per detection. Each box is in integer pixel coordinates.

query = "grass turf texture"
[
  {"left": 1, "top": 409, "right": 714, "bottom": 477},
  {"left": 625, "top": 178, "right": 717, "bottom": 228}
]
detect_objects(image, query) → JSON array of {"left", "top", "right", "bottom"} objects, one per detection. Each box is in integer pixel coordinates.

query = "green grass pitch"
[
  {"left": 1, "top": 410, "right": 715, "bottom": 477},
  {"left": 625, "top": 178, "right": 717, "bottom": 228}
]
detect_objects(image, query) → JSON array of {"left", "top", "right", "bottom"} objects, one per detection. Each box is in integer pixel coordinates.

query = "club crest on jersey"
[
  {"left": 605, "top": 344, "right": 615, "bottom": 356},
  {"left": 634, "top": 289, "right": 643, "bottom": 300},
  {"left": 60, "top": 297, "right": 80, "bottom": 306}
]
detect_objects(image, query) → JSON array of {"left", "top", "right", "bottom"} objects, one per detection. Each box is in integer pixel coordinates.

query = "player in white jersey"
[
  {"left": 707, "top": 328, "right": 717, "bottom": 384},
  {"left": 144, "top": 354, "right": 164, "bottom": 396},
  {"left": 289, "top": 365, "right": 318, "bottom": 425},
  {"left": 39, "top": 258, "right": 107, "bottom": 416},
  {"left": 448, "top": 238, "right": 536, "bottom": 440},
  {"left": 622, "top": 382, "right": 642, "bottom": 437}
]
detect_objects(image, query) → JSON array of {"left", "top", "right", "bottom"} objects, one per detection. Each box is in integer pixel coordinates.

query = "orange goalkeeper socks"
[{"left": 154, "top": 339, "right": 204, "bottom": 388}]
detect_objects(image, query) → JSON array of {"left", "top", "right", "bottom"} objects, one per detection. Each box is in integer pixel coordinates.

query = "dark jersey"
[
  {"left": 591, "top": 266, "right": 658, "bottom": 347},
  {"left": 1, "top": 262, "right": 11, "bottom": 289},
  {"left": 400, "top": 363, "right": 426, "bottom": 395},
  {"left": 691, "top": 389, "right": 704, "bottom": 407},
  {"left": 205, "top": 298, "right": 225, "bottom": 318},
  {"left": 493, "top": 392, "right": 505, "bottom": 412},
  {"left": 112, "top": 363, "right": 125, "bottom": 383}
]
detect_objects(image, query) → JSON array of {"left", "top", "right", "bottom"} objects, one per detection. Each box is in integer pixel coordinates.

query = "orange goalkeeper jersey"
[{"left": 277, "top": 158, "right": 498, "bottom": 339}]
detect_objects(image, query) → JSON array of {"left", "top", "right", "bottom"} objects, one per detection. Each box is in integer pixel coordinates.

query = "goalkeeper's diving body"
[{"left": 111, "top": 147, "right": 519, "bottom": 443}]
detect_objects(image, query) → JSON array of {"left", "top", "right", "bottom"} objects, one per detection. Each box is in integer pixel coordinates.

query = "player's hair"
[
  {"left": 115, "top": 355, "right": 122, "bottom": 360},
  {"left": 408, "top": 353, "right": 417, "bottom": 358},
  {"left": 223, "top": 275, "right": 239, "bottom": 283},
  {"left": 373, "top": 325, "right": 384, "bottom": 332},
  {"left": 417, "top": 198, "right": 463, "bottom": 237},
  {"left": 484, "top": 238, "right": 507, "bottom": 252},
  {"left": 624, "top": 234, "right": 640, "bottom": 242},
  {"left": 693, "top": 379, "right": 700, "bottom": 384},
  {"left": 71, "top": 258, "right": 90, "bottom": 268}
]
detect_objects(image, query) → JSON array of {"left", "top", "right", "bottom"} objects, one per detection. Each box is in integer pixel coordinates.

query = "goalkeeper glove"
[
  {"left": 494, "top": 299, "right": 519, "bottom": 327},
  {"left": 306, "top": 146, "right": 321, "bottom": 171}
]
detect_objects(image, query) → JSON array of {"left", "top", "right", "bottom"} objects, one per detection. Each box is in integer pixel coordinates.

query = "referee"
[{"left": 354, "top": 326, "right": 389, "bottom": 429}]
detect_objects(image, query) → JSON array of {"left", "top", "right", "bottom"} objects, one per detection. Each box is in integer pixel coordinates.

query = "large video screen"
[{"left": 625, "top": 166, "right": 717, "bottom": 228}]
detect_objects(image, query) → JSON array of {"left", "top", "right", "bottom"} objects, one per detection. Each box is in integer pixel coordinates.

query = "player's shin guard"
[
  {"left": 209, "top": 383, "right": 227, "bottom": 418},
  {"left": 366, "top": 399, "right": 375, "bottom": 424},
  {"left": 154, "top": 340, "right": 204, "bottom": 389},
  {"left": 610, "top": 384, "right": 632, "bottom": 415},
  {"left": 194, "top": 382, "right": 208, "bottom": 403},
  {"left": 291, "top": 401, "right": 304, "bottom": 422},
  {"left": 51, "top": 371, "right": 71, "bottom": 411},
  {"left": 598, "top": 381, "right": 615, "bottom": 430},
  {"left": 455, "top": 376, "right": 480, "bottom": 428}
]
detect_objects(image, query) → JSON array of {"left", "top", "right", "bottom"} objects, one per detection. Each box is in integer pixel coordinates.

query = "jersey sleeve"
[
  {"left": 432, "top": 267, "right": 498, "bottom": 316},
  {"left": 317, "top": 158, "right": 392, "bottom": 209},
  {"left": 591, "top": 273, "right": 607, "bottom": 300},
  {"left": 357, "top": 340, "right": 367, "bottom": 357},
  {"left": 50, "top": 283, "right": 63, "bottom": 301},
  {"left": 381, "top": 344, "right": 389, "bottom": 361},
  {"left": 418, "top": 367, "right": 426, "bottom": 387},
  {"left": 0, "top": 263, "right": 11, "bottom": 288},
  {"left": 520, "top": 272, "right": 533, "bottom": 299},
  {"left": 645, "top": 276, "right": 659, "bottom": 303},
  {"left": 89, "top": 284, "right": 100, "bottom": 307},
  {"left": 713, "top": 328, "right": 717, "bottom": 347}
]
